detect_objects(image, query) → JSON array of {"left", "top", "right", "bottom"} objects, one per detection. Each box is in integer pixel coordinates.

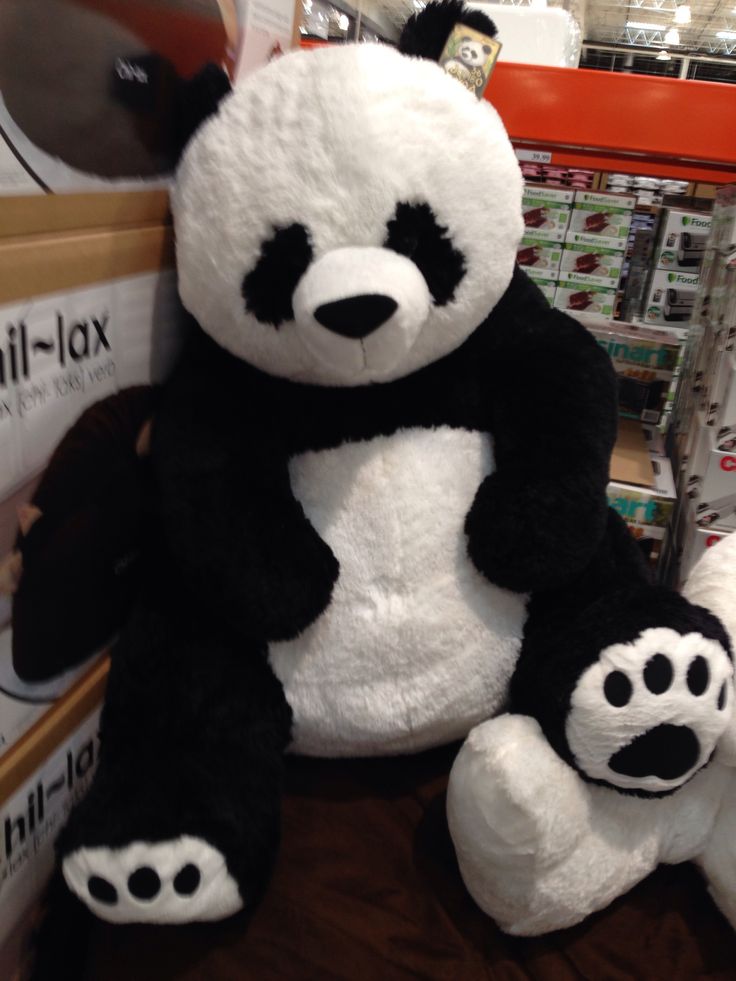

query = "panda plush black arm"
[
  {"left": 151, "top": 334, "right": 339, "bottom": 642},
  {"left": 466, "top": 270, "right": 619, "bottom": 593}
]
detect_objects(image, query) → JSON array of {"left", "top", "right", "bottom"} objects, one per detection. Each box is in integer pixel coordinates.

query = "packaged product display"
[
  {"left": 553, "top": 283, "right": 616, "bottom": 317},
  {"left": 516, "top": 237, "right": 563, "bottom": 276},
  {"left": 558, "top": 241, "right": 624, "bottom": 290},
  {"left": 654, "top": 209, "right": 712, "bottom": 272},
  {"left": 644, "top": 269, "right": 701, "bottom": 325},
  {"left": 577, "top": 317, "right": 682, "bottom": 424},
  {"left": 566, "top": 189, "right": 635, "bottom": 251}
]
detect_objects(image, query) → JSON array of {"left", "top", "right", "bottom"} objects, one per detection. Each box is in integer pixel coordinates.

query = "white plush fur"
[
  {"left": 63, "top": 836, "right": 242, "bottom": 925},
  {"left": 269, "top": 427, "right": 527, "bottom": 756},
  {"left": 447, "top": 533, "right": 736, "bottom": 935},
  {"left": 172, "top": 43, "right": 523, "bottom": 386},
  {"left": 567, "top": 628, "right": 732, "bottom": 793},
  {"left": 292, "top": 247, "right": 431, "bottom": 380}
]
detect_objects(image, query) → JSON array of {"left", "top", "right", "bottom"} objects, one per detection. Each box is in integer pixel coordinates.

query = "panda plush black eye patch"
[
  {"left": 385, "top": 202, "right": 466, "bottom": 306},
  {"left": 242, "top": 223, "right": 313, "bottom": 326}
]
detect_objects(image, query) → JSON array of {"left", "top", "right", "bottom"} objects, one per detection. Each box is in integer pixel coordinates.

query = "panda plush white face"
[{"left": 171, "top": 43, "right": 523, "bottom": 386}]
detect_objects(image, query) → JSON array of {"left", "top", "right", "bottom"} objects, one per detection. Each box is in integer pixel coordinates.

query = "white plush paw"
[
  {"left": 567, "top": 627, "right": 734, "bottom": 794},
  {"left": 62, "top": 835, "right": 243, "bottom": 924}
]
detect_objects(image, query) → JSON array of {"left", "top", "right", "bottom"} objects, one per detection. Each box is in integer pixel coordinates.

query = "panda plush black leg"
[
  {"left": 58, "top": 569, "right": 292, "bottom": 925},
  {"left": 511, "top": 509, "right": 733, "bottom": 798}
]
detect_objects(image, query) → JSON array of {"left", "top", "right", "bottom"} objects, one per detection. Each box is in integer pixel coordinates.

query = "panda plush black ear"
[
  {"left": 399, "top": 0, "right": 497, "bottom": 61},
  {"left": 111, "top": 55, "right": 232, "bottom": 167}
]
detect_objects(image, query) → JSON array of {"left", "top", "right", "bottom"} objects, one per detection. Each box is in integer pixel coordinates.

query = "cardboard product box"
[
  {"left": 522, "top": 184, "right": 575, "bottom": 206},
  {"left": 565, "top": 228, "right": 630, "bottom": 253},
  {"left": 553, "top": 283, "right": 616, "bottom": 318},
  {"left": 0, "top": 0, "right": 302, "bottom": 199},
  {"left": 0, "top": 659, "right": 108, "bottom": 979},
  {"left": 654, "top": 209, "right": 712, "bottom": 272},
  {"left": 607, "top": 419, "right": 676, "bottom": 570},
  {"left": 567, "top": 189, "right": 635, "bottom": 251},
  {"left": 516, "top": 236, "right": 562, "bottom": 277},
  {"left": 521, "top": 196, "right": 570, "bottom": 242},
  {"left": 558, "top": 242, "right": 624, "bottom": 290},
  {"left": 644, "top": 269, "right": 700, "bottom": 327},
  {"left": 0, "top": 0, "right": 244, "bottom": 196},
  {"left": 573, "top": 316, "right": 681, "bottom": 425},
  {"left": 678, "top": 512, "right": 731, "bottom": 584},
  {"left": 0, "top": 224, "right": 183, "bottom": 755}
]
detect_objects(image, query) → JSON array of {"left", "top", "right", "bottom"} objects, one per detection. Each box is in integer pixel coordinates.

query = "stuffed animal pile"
[{"left": 11, "top": 0, "right": 736, "bottom": 942}]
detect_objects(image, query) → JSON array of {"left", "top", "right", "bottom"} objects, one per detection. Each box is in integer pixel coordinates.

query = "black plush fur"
[
  {"left": 399, "top": 0, "right": 497, "bottom": 61},
  {"left": 152, "top": 267, "right": 618, "bottom": 644},
  {"left": 385, "top": 202, "right": 466, "bottom": 306},
  {"left": 242, "top": 223, "right": 314, "bottom": 326}
]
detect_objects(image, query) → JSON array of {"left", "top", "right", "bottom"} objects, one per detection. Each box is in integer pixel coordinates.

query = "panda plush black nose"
[{"left": 314, "top": 294, "right": 398, "bottom": 339}]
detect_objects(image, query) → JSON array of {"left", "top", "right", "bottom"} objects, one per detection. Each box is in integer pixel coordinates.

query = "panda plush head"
[{"left": 170, "top": 3, "right": 522, "bottom": 386}]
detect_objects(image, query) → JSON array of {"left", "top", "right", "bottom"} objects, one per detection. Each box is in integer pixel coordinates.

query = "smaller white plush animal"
[{"left": 448, "top": 532, "right": 736, "bottom": 935}]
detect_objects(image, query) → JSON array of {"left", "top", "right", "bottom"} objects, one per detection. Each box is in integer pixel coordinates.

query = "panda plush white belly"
[{"left": 270, "top": 426, "right": 527, "bottom": 756}]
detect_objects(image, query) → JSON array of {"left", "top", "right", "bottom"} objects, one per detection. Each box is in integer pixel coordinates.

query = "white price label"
[{"left": 515, "top": 149, "right": 552, "bottom": 164}]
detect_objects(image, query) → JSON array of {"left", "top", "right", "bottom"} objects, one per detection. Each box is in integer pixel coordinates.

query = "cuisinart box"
[
  {"left": 644, "top": 269, "right": 701, "bottom": 327},
  {"left": 521, "top": 185, "right": 572, "bottom": 242},
  {"left": 577, "top": 317, "right": 682, "bottom": 425},
  {"left": 0, "top": 223, "right": 183, "bottom": 755},
  {"left": 654, "top": 209, "right": 712, "bottom": 272},
  {"left": 0, "top": 659, "right": 107, "bottom": 980}
]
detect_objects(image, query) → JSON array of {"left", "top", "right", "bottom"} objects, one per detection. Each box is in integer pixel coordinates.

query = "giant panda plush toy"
[{"left": 29, "top": 0, "right": 732, "bottom": 934}]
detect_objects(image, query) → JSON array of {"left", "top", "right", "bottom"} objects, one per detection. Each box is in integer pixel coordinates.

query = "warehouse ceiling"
[{"left": 583, "top": 0, "right": 736, "bottom": 56}]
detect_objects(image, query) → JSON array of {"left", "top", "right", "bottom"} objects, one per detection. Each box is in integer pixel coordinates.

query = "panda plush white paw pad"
[
  {"left": 62, "top": 836, "right": 243, "bottom": 925},
  {"left": 567, "top": 626, "right": 733, "bottom": 795}
]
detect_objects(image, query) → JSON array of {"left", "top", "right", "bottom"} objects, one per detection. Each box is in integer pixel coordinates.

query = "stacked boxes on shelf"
[
  {"left": 569, "top": 312, "right": 682, "bottom": 571},
  {"left": 643, "top": 208, "right": 712, "bottom": 327},
  {"left": 554, "top": 189, "right": 636, "bottom": 317},
  {"left": 517, "top": 184, "right": 572, "bottom": 303},
  {"left": 668, "top": 186, "right": 736, "bottom": 583}
]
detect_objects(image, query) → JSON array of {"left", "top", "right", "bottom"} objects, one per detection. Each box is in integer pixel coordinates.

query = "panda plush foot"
[
  {"left": 448, "top": 533, "right": 736, "bottom": 936},
  {"left": 62, "top": 836, "right": 242, "bottom": 925},
  {"left": 56, "top": 596, "right": 292, "bottom": 925}
]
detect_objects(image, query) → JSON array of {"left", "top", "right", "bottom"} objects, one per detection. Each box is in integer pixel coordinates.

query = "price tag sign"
[{"left": 516, "top": 149, "right": 553, "bottom": 164}]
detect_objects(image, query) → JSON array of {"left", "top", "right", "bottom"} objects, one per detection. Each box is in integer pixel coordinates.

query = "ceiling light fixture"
[
  {"left": 674, "top": 4, "right": 691, "bottom": 25},
  {"left": 664, "top": 27, "right": 681, "bottom": 44},
  {"left": 716, "top": 30, "right": 736, "bottom": 39},
  {"left": 656, "top": 49, "right": 671, "bottom": 60},
  {"left": 627, "top": 20, "right": 666, "bottom": 30}
]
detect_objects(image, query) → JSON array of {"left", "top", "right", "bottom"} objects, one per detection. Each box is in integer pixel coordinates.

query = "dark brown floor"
[{"left": 82, "top": 745, "right": 736, "bottom": 980}]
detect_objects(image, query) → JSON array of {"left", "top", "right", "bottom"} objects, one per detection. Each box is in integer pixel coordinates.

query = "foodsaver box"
[
  {"left": 558, "top": 242, "right": 624, "bottom": 290},
  {"left": 567, "top": 189, "right": 635, "bottom": 250},
  {"left": 516, "top": 236, "right": 562, "bottom": 276},
  {"left": 644, "top": 269, "right": 700, "bottom": 326},
  {"left": 654, "top": 209, "right": 712, "bottom": 272},
  {"left": 553, "top": 283, "right": 616, "bottom": 318}
]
